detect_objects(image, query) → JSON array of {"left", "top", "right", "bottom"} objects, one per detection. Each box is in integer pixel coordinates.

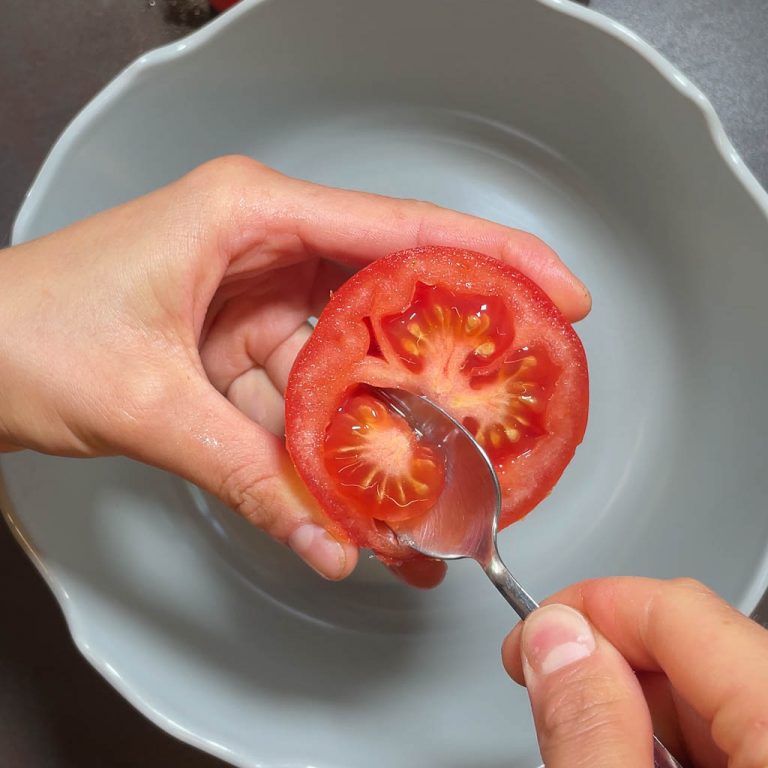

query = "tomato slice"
[{"left": 285, "top": 247, "right": 588, "bottom": 568}]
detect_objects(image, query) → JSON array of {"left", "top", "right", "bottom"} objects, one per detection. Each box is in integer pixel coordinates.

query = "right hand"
[{"left": 502, "top": 577, "right": 768, "bottom": 767}]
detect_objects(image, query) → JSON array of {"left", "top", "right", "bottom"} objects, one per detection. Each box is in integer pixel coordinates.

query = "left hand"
[{"left": 0, "top": 156, "right": 590, "bottom": 583}]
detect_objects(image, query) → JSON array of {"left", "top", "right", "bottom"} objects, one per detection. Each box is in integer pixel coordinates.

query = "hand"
[
  {"left": 502, "top": 577, "right": 768, "bottom": 767},
  {"left": 0, "top": 156, "right": 590, "bottom": 583}
]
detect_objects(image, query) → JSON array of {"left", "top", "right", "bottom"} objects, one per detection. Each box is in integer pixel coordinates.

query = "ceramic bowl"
[{"left": 4, "top": 0, "right": 768, "bottom": 765}]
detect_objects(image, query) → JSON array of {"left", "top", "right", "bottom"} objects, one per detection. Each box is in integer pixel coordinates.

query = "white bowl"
[{"left": 3, "top": 0, "right": 768, "bottom": 765}]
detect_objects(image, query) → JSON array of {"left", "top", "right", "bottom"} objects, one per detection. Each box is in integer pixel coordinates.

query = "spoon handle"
[
  {"left": 481, "top": 551, "right": 682, "bottom": 767},
  {"left": 482, "top": 549, "right": 539, "bottom": 619},
  {"left": 653, "top": 736, "right": 683, "bottom": 767}
]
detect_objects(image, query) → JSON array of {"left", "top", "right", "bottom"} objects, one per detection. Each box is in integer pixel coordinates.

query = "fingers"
[
  {"left": 185, "top": 157, "right": 591, "bottom": 322},
  {"left": 503, "top": 577, "right": 768, "bottom": 766},
  {"left": 225, "top": 368, "right": 285, "bottom": 436},
  {"left": 130, "top": 378, "right": 358, "bottom": 581},
  {"left": 504, "top": 604, "right": 652, "bottom": 767},
  {"left": 200, "top": 292, "right": 313, "bottom": 400},
  {"left": 279, "top": 179, "right": 591, "bottom": 321}
]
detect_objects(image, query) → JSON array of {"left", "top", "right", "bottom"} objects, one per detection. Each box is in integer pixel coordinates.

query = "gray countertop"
[{"left": 1, "top": 1, "right": 766, "bottom": 766}]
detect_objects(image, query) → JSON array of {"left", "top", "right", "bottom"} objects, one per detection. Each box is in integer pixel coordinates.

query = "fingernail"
[
  {"left": 521, "top": 604, "right": 596, "bottom": 681},
  {"left": 288, "top": 524, "right": 347, "bottom": 580}
]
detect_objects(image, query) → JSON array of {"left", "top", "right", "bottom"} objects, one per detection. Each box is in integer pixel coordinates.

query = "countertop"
[{"left": 1, "top": 1, "right": 766, "bottom": 765}]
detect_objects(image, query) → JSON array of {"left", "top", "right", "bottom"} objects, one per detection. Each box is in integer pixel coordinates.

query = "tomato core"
[
  {"left": 381, "top": 283, "right": 561, "bottom": 464},
  {"left": 324, "top": 392, "right": 445, "bottom": 523}
]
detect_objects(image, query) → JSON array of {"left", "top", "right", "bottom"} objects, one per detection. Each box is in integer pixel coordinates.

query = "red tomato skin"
[
  {"left": 210, "top": 0, "right": 239, "bottom": 11},
  {"left": 285, "top": 247, "right": 588, "bottom": 566}
]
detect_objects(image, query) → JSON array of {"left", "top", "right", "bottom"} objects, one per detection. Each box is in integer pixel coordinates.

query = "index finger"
[
  {"left": 287, "top": 178, "right": 591, "bottom": 322},
  {"left": 503, "top": 577, "right": 768, "bottom": 762},
  {"left": 204, "top": 158, "right": 592, "bottom": 322}
]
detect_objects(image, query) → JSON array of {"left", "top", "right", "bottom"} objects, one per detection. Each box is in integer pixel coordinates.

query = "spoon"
[
  {"left": 375, "top": 387, "right": 681, "bottom": 768},
  {"left": 375, "top": 386, "right": 536, "bottom": 617}
]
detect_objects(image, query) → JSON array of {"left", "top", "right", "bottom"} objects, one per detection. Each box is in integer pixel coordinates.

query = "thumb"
[
  {"left": 134, "top": 380, "right": 358, "bottom": 581},
  {"left": 515, "top": 604, "right": 653, "bottom": 768}
]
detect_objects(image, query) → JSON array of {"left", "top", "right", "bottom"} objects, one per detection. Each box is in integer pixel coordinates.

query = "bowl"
[{"left": 3, "top": 0, "right": 768, "bottom": 765}]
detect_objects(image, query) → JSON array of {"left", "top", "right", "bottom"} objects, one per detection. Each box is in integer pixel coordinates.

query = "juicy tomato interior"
[
  {"left": 324, "top": 392, "right": 444, "bottom": 523},
  {"left": 381, "top": 283, "right": 515, "bottom": 374},
  {"left": 321, "top": 283, "right": 562, "bottom": 525},
  {"left": 381, "top": 283, "right": 560, "bottom": 466}
]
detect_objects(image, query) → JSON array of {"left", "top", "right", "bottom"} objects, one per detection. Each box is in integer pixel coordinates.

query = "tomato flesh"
[
  {"left": 324, "top": 392, "right": 444, "bottom": 523},
  {"left": 285, "top": 247, "right": 588, "bottom": 569}
]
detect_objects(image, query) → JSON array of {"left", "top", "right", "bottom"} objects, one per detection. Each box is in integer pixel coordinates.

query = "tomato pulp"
[{"left": 285, "top": 247, "right": 588, "bottom": 568}]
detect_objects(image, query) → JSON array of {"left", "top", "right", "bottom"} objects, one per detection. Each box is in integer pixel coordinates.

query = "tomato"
[
  {"left": 210, "top": 0, "right": 239, "bottom": 11},
  {"left": 285, "top": 247, "right": 588, "bottom": 569}
]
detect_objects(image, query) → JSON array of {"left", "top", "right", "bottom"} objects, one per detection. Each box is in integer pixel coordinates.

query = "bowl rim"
[
  {"left": 5, "top": 0, "right": 768, "bottom": 766},
  {"left": 11, "top": 0, "right": 768, "bottom": 245}
]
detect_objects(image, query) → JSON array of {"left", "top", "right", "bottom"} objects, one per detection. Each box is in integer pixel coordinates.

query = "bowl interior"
[{"left": 8, "top": 0, "right": 768, "bottom": 765}]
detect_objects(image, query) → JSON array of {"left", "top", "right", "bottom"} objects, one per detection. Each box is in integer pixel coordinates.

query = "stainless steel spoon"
[
  {"left": 376, "top": 386, "right": 536, "bottom": 616},
  {"left": 375, "top": 387, "right": 681, "bottom": 768}
]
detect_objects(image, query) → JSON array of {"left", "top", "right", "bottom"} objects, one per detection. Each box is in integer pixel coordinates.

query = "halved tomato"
[{"left": 285, "top": 247, "right": 588, "bottom": 570}]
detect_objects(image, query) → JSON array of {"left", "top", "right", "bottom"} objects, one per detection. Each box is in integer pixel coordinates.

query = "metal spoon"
[
  {"left": 376, "top": 386, "right": 536, "bottom": 617},
  {"left": 375, "top": 387, "right": 681, "bottom": 768}
]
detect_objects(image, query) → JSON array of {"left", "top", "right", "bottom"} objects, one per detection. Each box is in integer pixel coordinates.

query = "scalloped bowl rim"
[{"left": 5, "top": 0, "right": 768, "bottom": 765}]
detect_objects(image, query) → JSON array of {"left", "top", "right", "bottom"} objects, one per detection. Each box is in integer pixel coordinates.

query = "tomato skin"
[
  {"left": 285, "top": 247, "right": 588, "bottom": 567},
  {"left": 210, "top": 0, "right": 239, "bottom": 11}
]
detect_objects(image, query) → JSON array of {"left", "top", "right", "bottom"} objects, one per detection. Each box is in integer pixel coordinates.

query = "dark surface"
[{"left": 0, "top": 1, "right": 766, "bottom": 766}]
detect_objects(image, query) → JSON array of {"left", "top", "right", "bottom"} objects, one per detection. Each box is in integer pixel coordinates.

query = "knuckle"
[
  {"left": 714, "top": 702, "right": 768, "bottom": 768},
  {"left": 644, "top": 577, "right": 718, "bottom": 647},
  {"left": 178, "top": 155, "right": 279, "bottom": 242},
  {"left": 539, "top": 669, "right": 627, "bottom": 746},
  {"left": 394, "top": 197, "right": 438, "bottom": 219},
  {"left": 109, "top": 370, "right": 172, "bottom": 428},
  {"left": 184, "top": 155, "right": 270, "bottom": 197},
  {"left": 410, "top": 197, "right": 440, "bottom": 214},
  {"left": 657, "top": 577, "right": 719, "bottom": 621},
  {"left": 501, "top": 230, "right": 557, "bottom": 265},
  {"left": 219, "top": 461, "right": 280, "bottom": 533},
  {"left": 667, "top": 576, "right": 712, "bottom": 598},
  {"left": 732, "top": 720, "right": 768, "bottom": 768},
  {"left": 99, "top": 370, "right": 185, "bottom": 453},
  {"left": 744, "top": 718, "right": 768, "bottom": 768},
  {"left": 399, "top": 199, "right": 441, "bottom": 245}
]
